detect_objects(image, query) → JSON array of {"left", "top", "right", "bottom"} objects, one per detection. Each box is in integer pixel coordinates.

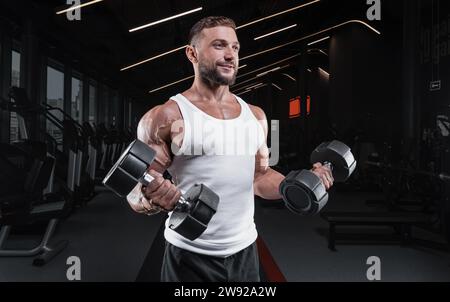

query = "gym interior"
[{"left": 0, "top": 0, "right": 449, "bottom": 282}]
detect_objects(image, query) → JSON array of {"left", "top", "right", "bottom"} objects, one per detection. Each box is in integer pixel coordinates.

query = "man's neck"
[{"left": 187, "top": 77, "right": 232, "bottom": 103}]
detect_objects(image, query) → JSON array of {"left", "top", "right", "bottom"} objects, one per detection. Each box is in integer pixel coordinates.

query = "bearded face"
[{"left": 198, "top": 54, "right": 238, "bottom": 86}]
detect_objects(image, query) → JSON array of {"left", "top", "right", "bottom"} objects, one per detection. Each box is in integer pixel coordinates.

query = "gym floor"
[{"left": 1, "top": 187, "right": 449, "bottom": 282}]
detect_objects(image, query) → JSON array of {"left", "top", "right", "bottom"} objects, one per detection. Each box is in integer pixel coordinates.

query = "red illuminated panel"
[
  {"left": 306, "top": 95, "right": 311, "bottom": 115},
  {"left": 289, "top": 97, "right": 300, "bottom": 118}
]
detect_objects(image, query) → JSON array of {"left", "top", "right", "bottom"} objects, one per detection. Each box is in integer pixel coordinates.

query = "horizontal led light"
[
  {"left": 149, "top": 75, "right": 194, "bottom": 93},
  {"left": 256, "top": 66, "right": 282, "bottom": 77},
  {"left": 282, "top": 73, "right": 296, "bottom": 81},
  {"left": 307, "top": 49, "right": 328, "bottom": 57},
  {"left": 129, "top": 7, "right": 203, "bottom": 32},
  {"left": 234, "top": 82, "right": 264, "bottom": 93},
  {"left": 254, "top": 24, "right": 298, "bottom": 41},
  {"left": 237, "top": 54, "right": 300, "bottom": 81},
  {"left": 246, "top": 83, "right": 266, "bottom": 91},
  {"left": 307, "top": 36, "right": 330, "bottom": 46},
  {"left": 272, "top": 83, "right": 283, "bottom": 91},
  {"left": 122, "top": 45, "right": 187, "bottom": 71},
  {"left": 256, "top": 64, "right": 290, "bottom": 78},
  {"left": 232, "top": 64, "right": 292, "bottom": 92},
  {"left": 241, "top": 43, "right": 295, "bottom": 61},
  {"left": 236, "top": 90, "right": 251, "bottom": 96},
  {"left": 56, "top": 0, "right": 103, "bottom": 14},
  {"left": 236, "top": 0, "right": 320, "bottom": 30},
  {"left": 318, "top": 67, "right": 330, "bottom": 76}
]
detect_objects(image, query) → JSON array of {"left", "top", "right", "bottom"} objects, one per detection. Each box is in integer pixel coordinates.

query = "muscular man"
[{"left": 127, "top": 16, "right": 333, "bottom": 282}]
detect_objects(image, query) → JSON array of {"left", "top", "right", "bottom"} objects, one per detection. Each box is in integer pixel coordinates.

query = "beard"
[{"left": 198, "top": 60, "right": 237, "bottom": 86}]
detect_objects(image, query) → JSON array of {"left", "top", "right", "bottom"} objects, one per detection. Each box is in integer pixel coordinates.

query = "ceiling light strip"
[
  {"left": 149, "top": 75, "right": 194, "bottom": 93},
  {"left": 247, "top": 83, "right": 268, "bottom": 91},
  {"left": 318, "top": 67, "right": 330, "bottom": 76},
  {"left": 236, "top": 90, "right": 251, "bottom": 96},
  {"left": 254, "top": 24, "right": 298, "bottom": 41},
  {"left": 307, "top": 36, "right": 330, "bottom": 46},
  {"left": 129, "top": 7, "right": 203, "bottom": 32},
  {"left": 233, "top": 64, "right": 292, "bottom": 92},
  {"left": 272, "top": 83, "right": 283, "bottom": 91},
  {"left": 236, "top": 0, "right": 321, "bottom": 30},
  {"left": 233, "top": 82, "right": 264, "bottom": 93},
  {"left": 237, "top": 54, "right": 300, "bottom": 80},
  {"left": 121, "top": 45, "right": 187, "bottom": 71},
  {"left": 282, "top": 73, "right": 297, "bottom": 81},
  {"left": 56, "top": 0, "right": 104, "bottom": 14}
]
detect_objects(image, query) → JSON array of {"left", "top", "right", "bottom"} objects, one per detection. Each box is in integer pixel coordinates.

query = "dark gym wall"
[
  {"left": 416, "top": 0, "right": 450, "bottom": 173},
  {"left": 417, "top": 0, "right": 450, "bottom": 124},
  {"left": 329, "top": 22, "right": 402, "bottom": 151},
  {"left": 308, "top": 66, "right": 331, "bottom": 147}
]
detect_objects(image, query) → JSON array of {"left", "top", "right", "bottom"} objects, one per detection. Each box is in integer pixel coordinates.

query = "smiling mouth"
[{"left": 217, "top": 64, "right": 234, "bottom": 69}]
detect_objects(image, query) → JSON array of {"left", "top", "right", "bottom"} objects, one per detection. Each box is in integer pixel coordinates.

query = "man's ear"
[{"left": 186, "top": 45, "right": 198, "bottom": 63}]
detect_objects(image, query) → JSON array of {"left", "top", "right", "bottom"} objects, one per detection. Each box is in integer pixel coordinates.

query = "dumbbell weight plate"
[
  {"left": 169, "top": 184, "right": 219, "bottom": 240},
  {"left": 279, "top": 169, "right": 328, "bottom": 215},
  {"left": 310, "top": 140, "right": 356, "bottom": 182},
  {"left": 103, "top": 140, "right": 156, "bottom": 197}
]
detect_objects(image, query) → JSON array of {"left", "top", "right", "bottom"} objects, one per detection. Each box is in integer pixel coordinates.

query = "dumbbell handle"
[
  {"left": 141, "top": 172, "right": 192, "bottom": 212},
  {"left": 323, "top": 161, "right": 334, "bottom": 172}
]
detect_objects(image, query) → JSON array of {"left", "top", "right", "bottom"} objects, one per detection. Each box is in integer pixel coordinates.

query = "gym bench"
[{"left": 320, "top": 211, "right": 432, "bottom": 251}]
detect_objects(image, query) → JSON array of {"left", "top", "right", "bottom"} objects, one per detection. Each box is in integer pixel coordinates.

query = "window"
[
  {"left": 71, "top": 74, "right": 83, "bottom": 123},
  {"left": 9, "top": 50, "right": 21, "bottom": 142},
  {"left": 46, "top": 64, "right": 65, "bottom": 145},
  {"left": 88, "top": 81, "right": 97, "bottom": 126}
]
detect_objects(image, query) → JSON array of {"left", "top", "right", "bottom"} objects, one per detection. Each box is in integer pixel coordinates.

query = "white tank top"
[{"left": 165, "top": 93, "right": 265, "bottom": 257}]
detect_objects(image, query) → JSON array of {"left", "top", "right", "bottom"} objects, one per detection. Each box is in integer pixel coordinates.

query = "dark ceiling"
[{"left": 1, "top": 0, "right": 401, "bottom": 101}]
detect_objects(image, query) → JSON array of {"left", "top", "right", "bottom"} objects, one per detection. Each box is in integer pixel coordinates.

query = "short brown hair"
[{"left": 188, "top": 16, "right": 236, "bottom": 45}]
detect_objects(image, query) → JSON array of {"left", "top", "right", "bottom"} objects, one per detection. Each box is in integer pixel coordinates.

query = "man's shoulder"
[
  {"left": 141, "top": 99, "right": 182, "bottom": 123},
  {"left": 159, "top": 99, "right": 182, "bottom": 119},
  {"left": 246, "top": 103, "right": 266, "bottom": 120}
]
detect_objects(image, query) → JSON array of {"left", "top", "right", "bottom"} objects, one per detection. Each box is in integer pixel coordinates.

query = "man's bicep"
[
  {"left": 254, "top": 113, "right": 270, "bottom": 178},
  {"left": 137, "top": 106, "right": 173, "bottom": 173}
]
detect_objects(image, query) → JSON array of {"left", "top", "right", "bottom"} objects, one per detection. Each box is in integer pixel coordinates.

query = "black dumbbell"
[
  {"left": 102, "top": 139, "right": 219, "bottom": 240},
  {"left": 279, "top": 140, "right": 356, "bottom": 215}
]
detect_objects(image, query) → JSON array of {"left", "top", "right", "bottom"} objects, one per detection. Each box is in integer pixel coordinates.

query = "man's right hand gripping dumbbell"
[
  {"left": 103, "top": 139, "right": 219, "bottom": 241},
  {"left": 138, "top": 169, "right": 182, "bottom": 214}
]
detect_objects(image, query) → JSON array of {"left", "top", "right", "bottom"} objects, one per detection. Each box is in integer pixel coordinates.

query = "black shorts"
[{"left": 160, "top": 241, "right": 260, "bottom": 282}]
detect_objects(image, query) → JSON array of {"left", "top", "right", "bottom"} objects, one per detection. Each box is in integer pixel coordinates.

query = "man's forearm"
[
  {"left": 127, "top": 183, "right": 161, "bottom": 215},
  {"left": 254, "top": 168, "right": 285, "bottom": 200}
]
